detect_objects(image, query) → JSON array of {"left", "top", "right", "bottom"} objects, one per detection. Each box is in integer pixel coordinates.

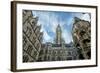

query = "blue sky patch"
[{"left": 32, "top": 10, "right": 90, "bottom": 44}]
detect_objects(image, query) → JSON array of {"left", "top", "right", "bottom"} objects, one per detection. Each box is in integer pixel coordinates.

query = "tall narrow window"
[
  {"left": 27, "top": 45, "right": 33, "bottom": 55},
  {"left": 26, "top": 26, "right": 32, "bottom": 38},
  {"left": 23, "top": 36, "right": 27, "bottom": 49}
]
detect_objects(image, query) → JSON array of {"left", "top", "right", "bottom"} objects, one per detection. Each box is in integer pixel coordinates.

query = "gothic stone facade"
[
  {"left": 38, "top": 24, "right": 79, "bottom": 61},
  {"left": 72, "top": 17, "right": 91, "bottom": 59},
  {"left": 38, "top": 43, "right": 79, "bottom": 61},
  {"left": 23, "top": 10, "right": 43, "bottom": 62}
]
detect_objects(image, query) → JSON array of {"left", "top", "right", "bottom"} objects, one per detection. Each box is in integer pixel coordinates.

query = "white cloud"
[
  {"left": 81, "top": 13, "right": 90, "bottom": 22},
  {"left": 62, "top": 29, "right": 73, "bottom": 44},
  {"left": 32, "top": 11, "right": 74, "bottom": 43},
  {"left": 47, "top": 13, "right": 59, "bottom": 33},
  {"left": 74, "top": 13, "right": 91, "bottom": 22},
  {"left": 42, "top": 30, "right": 52, "bottom": 43}
]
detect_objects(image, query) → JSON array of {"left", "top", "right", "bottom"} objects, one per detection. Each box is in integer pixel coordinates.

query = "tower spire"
[{"left": 56, "top": 24, "right": 62, "bottom": 44}]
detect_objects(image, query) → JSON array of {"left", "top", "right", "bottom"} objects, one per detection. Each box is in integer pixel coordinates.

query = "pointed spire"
[
  {"left": 58, "top": 24, "right": 60, "bottom": 27},
  {"left": 56, "top": 24, "right": 62, "bottom": 44},
  {"left": 57, "top": 24, "right": 61, "bottom": 31}
]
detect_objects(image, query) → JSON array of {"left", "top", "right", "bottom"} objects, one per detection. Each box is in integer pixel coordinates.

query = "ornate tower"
[{"left": 56, "top": 24, "right": 62, "bottom": 44}]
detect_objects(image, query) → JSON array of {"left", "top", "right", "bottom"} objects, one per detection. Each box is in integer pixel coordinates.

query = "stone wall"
[
  {"left": 23, "top": 10, "right": 43, "bottom": 62},
  {"left": 72, "top": 17, "right": 91, "bottom": 59},
  {"left": 38, "top": 43, "right": 79, "bottom": 61}
]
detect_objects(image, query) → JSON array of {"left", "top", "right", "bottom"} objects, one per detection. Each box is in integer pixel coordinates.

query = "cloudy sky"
[{"left": 32, "top": 10, "right": 90, "bottom": 44}]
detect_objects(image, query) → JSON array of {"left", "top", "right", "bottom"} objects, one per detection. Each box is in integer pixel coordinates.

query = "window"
[
  {"left": 47, "top": 56, "right": 50, "bottom": 60},
  {"left": 36, "top": 43, "right": 40, "bottom": 51},
  {"left": 23, "top": 36, "right": 27, "bottom": 50},
  {"left": 57, "top": 56, "right": 61, "bottom": 61},
  {"left": 32, "top": 17, "right": 38, "bottom": 26},
  {"left": 68, "top": 51, "right": 72, "bottom": 55},
  {"left": 80, "top": 30, "right": 86, "bottom": 36},
  {"left": 26, "top": 26, "right": 32, "bottom": 37},
  {"left": 52, "top": 57, "right": 55, "bottom": 61},
  {"left": 35, "top": 26, "right": 40, "bottom": 34},
  {"left": 53, "top": 51, "right": 56, "bottom": 56},
  {"left": 79, "top": 54, "right": 84, "bottom": 59},
  {"left": 23, "top": 55, "right": 29, "bottom": 62},
  {"left": 32, "top": 35, "right": 36, "bottom": 44},
  {"left": 39, "top": 50, "right": 44, "bottom": 55},
  {"left": 83, "top": 39, "right": 90, "bottom": 44},
  {"left": 45, "top": 49, "right": 48, "bottom": 54},
  {"left": 34, "top": 40, "right": 38, "bottom": 48},
  {"left": 48, "top": 50, "right": 51, "bottom": 54},
  {"left": 67, "top": 57, "right": 72, "bottom": 60},
  {"left": 27, "top": 45, "right": 33, "bottom": 55},
  {"left": 39, "top": 33, "right": 43, "bottom": 42},
  {"left": 87, "top": 51, "right": 91, "bottom": 59},
  {"left": 44, "top": 55, "right": 47, "bottom": 61},
  {"left": 33, "top": 50, "right": 37, "bottom": 58},
  {"left": 37, "top": 57, "right": 42, "bottom": 61}
]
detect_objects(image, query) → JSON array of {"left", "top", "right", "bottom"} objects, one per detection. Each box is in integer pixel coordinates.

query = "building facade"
[
  {"left": 72, "top": 17, "right": 91, "bottom": 59},
  {"left": 23, "top": 10, "right": 43, "bottom": 62},
  {"left": 38, "top": 24, "right": 79, "bottom": 61}
]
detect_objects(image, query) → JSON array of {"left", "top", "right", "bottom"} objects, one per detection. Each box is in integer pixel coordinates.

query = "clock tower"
[{"left": 56, "top": 24, "right": 62, "bottom": 44}]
